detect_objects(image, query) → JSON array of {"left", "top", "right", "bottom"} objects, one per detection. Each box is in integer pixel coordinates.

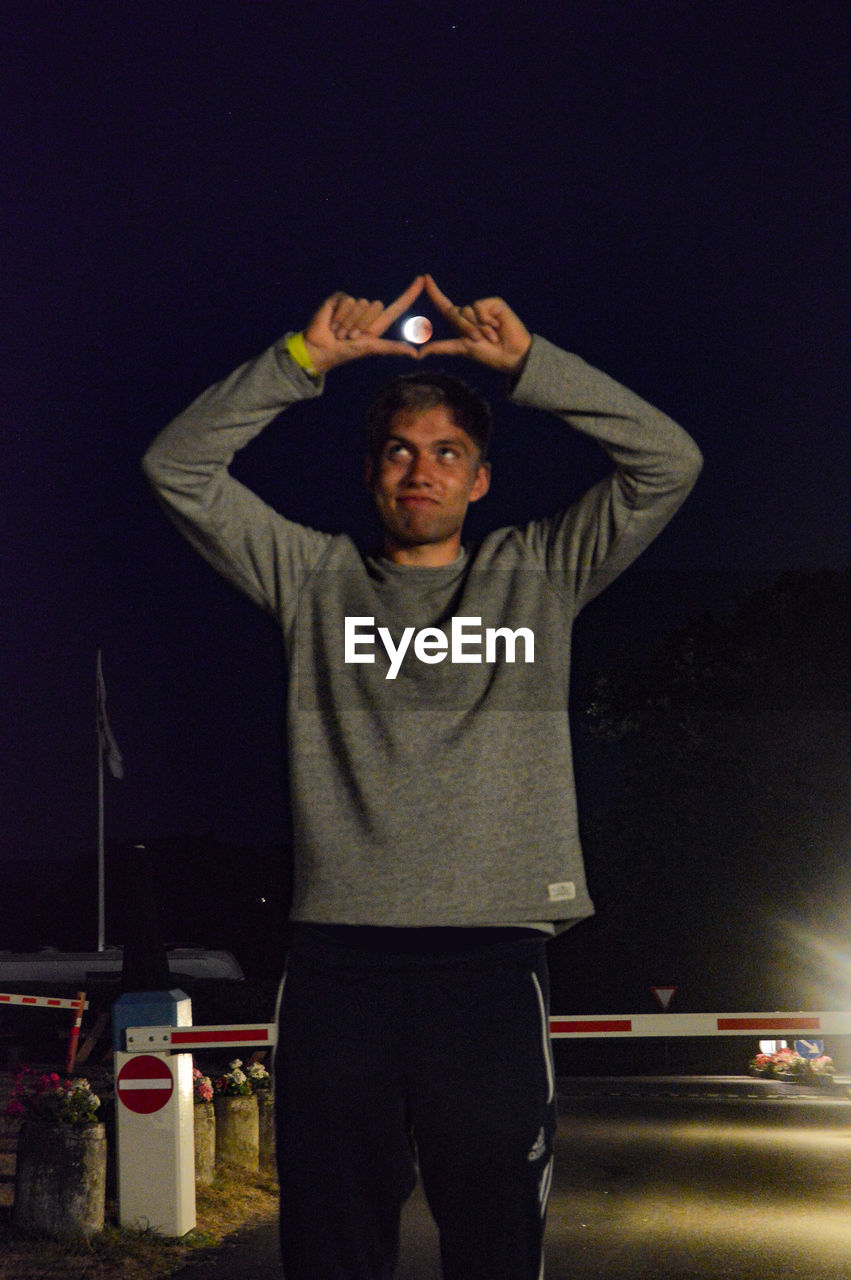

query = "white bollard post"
[{"left": 113, "top": 990, "right": 195, "bottom": 1236}]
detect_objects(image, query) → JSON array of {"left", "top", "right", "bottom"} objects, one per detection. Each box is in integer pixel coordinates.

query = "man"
[{"left": 143, "top": 273, "right": 702, "bottom": 1278}]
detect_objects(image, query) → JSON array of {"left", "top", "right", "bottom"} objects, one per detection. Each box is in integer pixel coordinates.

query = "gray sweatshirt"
[{"left": 143, "top": 335, "right": 702, "bottom": 930}]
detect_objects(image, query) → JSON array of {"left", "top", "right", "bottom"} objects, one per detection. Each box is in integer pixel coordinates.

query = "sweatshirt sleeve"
[
  {"left": 142, "top": 337, "right": 334, "bottom": 625},
  {"left": 509, "top": 336, "right": 703, "bottom": 610}
]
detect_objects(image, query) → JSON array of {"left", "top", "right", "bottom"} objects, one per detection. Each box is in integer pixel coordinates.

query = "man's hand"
[
  {"left": 418, "top": 274, "right": 532, "bottom": 375},
  {"left": 302, "top": 276, "right": 426, "bottom": 374}
]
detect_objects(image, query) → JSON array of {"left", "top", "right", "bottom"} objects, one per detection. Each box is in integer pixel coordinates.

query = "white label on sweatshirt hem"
[{"left": 548, "top": 881, "right": 576, "bottom": 902}]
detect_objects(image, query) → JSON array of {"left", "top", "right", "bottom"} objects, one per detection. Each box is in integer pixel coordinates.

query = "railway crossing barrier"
[
  {"left": 548, "top": 1010, "right": 851, "bottom": 1038},
  {"left": 113, "top": 1003, "right": 851, "bottom": 1236}
]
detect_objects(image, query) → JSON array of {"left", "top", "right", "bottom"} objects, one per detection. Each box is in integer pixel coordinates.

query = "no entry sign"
[{"left": 117, "top": 1054, "right": 174, "bottom": 1114}]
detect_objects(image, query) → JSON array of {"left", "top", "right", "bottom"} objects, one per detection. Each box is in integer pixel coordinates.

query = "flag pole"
[
  {"left": 96, "top": 648, "right": 123, "bottom": 950},
  {"left": 97, "top": 649, "right": 106, "bottom": 952}
]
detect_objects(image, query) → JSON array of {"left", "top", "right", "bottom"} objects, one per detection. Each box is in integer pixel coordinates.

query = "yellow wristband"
[{"left": 284, "top": 331, "right": 319, "bottom": 377}]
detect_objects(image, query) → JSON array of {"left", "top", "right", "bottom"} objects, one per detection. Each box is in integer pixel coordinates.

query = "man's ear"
[{"left": 469, "top": 460, "right": 491, "bottom": 504}]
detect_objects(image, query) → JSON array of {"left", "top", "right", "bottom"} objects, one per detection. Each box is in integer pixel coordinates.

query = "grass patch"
[{"left": 0, "top": 1163, "right": 278, "bottom": 1280}]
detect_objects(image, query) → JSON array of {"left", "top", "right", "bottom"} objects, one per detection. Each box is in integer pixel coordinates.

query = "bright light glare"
[{"left": 775, "top": 914, "right": 851, "bottom": 1012}]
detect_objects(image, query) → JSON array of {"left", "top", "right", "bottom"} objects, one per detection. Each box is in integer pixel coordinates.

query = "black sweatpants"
[{"left": 274, "top": 925, "right": 557, "bottom": 1280}]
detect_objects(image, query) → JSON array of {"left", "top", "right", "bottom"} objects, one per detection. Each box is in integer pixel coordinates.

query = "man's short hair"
[{"left": 366, "top": 373, "right": 492, "bottom": 461}]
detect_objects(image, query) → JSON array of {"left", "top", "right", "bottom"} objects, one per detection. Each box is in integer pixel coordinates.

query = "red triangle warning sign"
[{"left": 651, "top": 986, "right": 677, "bottom": 1011}]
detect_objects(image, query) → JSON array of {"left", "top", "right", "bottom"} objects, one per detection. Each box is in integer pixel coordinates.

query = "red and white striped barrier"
[
  {"left": 65, "top": 991, "right": 87, "bottom": 1071},
  {"left": 548, "top": 1011, "right": 851, "bottom": 1038},
  {"left": 124, "top": 1022, "right": 276, "bottom": 1052},
  {"left": 120, "top": 1010, "right": 851, "bottom": 1055},
  {"left": 0, "top": 991, "right": 88, "bottom": 1011}
]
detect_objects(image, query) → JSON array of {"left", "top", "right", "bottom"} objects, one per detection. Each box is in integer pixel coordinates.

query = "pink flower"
[{"left": 192, "top": 1065, "right": 214, "bottom": 1102}]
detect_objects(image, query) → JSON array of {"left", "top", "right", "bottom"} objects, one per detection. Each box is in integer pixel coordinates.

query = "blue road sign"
[{"left": 794, "top": 1038, "right": 825, "bottom": 1059}]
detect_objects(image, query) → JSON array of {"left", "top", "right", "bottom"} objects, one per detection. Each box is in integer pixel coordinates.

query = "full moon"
[{"left": 402, "top": 315, "right": 433, "bottom": 344}]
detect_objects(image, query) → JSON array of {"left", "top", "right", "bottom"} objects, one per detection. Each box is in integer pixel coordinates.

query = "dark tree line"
[{"left": 553, "top": 567, "right": 850, "bottom": 1013}]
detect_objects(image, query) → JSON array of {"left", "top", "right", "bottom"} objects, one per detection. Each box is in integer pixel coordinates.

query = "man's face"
[{"left": 365, "top": 405, "right": 490, "bottom": 564}]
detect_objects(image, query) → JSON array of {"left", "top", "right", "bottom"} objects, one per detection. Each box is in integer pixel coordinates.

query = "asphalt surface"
[{"left": 171, "top": 1079, "right": 851, "bottom": 1279}]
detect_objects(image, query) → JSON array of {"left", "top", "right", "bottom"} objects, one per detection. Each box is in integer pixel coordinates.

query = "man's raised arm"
[
  {"left": 141, "top": 277, "right": 426, "bottom": 617},
  {"left": 508, "top": 336, "right": 703, "bottom": 608},
  {"left": 414, "top": 274, "right": 702, "bottom": 605}
]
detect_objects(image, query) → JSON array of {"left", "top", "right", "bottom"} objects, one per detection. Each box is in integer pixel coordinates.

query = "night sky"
[{"left": 3, "top": 3, "right": 847, "bottom": 903}]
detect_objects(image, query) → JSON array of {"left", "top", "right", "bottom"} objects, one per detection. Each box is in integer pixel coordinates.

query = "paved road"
[{"left": 174, "top": 1084, "right": 851, "bottom": 1279}]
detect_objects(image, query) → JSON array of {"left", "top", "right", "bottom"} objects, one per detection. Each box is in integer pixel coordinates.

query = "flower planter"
[
  {"left": 194, "top": 1101, "right": 216, "bottom": 1185},
  {"left": 214, "top": 1094, "right": 259, "bottom": 1171},
  {"left": 14, "top": 1119, "right": 106, "bottom": 1237},
  {"left": 256, "top": 1089, "right": 276, "bottom": 1174},
  {"left": 749, "top": 1049, "right": 837, "bottom": 1087}
]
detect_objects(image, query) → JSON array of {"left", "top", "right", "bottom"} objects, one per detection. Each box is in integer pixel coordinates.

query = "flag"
[{"left": 96, "top": 650, "right": 124, "bottom": 779}]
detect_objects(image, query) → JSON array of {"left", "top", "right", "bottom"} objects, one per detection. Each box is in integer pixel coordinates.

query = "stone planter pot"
[
  {"left": 194, "top": 1101, "right": 216, "bottom": 1185},
  {"left": 214, "top": 1094, "right": 258, "bottom": 1171},
  {"left": 255, "top": 1089, "right": 276, "bottom": 1174},
  {"left": 14, "top": 1119, "right": 106, "bottom": 1237},
  {"left": 783, "top": 1071, "right": 836, "bottom": 1089}
]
